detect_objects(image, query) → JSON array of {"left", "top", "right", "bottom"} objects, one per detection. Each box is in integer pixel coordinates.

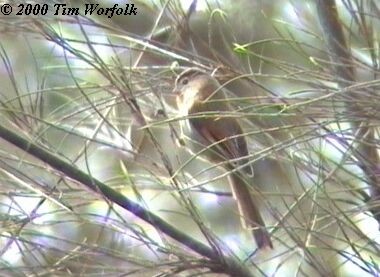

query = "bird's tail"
[{"left": 228, "top": 173, "right": 273, "bottom": 249}]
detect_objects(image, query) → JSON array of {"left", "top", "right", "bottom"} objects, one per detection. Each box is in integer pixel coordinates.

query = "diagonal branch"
[{"left": 0, "top": 122, "right": 254, "bottom": 277}]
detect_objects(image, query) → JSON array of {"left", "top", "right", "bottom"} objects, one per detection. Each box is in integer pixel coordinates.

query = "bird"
[{"left": 173, "top": 68, "right": 272, "bottom": 249}]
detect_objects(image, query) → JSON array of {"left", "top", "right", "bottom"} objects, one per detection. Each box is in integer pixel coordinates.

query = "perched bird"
[{"left": 173, "top": 68, "right": 272, "bottom": 249}]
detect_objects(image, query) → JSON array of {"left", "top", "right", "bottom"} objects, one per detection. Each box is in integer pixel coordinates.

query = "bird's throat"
[{"left": 177, "top": 88, "right": 202, "bottom": 116}]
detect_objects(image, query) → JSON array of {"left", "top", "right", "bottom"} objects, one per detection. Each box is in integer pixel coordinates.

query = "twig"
[{"left": 316, "top": 0, "right": 380, "bottom": 224}]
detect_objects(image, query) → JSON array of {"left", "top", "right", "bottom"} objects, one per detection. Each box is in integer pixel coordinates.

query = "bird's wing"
[{"left": 192, "top": 117, "right": 254, "bottom": 176}]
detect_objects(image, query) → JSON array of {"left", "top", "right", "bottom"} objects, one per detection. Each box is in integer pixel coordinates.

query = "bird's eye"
[{"left": 181, "top": 77, "right": 189, "bottom": 85}]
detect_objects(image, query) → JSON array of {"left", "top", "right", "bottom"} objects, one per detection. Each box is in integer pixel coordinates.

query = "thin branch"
[{"left": 316, "top": 0, "right": 380, "bottom": 224}]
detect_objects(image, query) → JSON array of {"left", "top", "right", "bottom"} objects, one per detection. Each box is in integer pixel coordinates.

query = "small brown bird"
[{"left": 173, "top": 68, "right": 272, "bottom": 249}]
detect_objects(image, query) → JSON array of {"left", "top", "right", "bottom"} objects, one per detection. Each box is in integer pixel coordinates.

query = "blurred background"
[{"left": 0, "top": 0, "right": 379, "bottom": 276}]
